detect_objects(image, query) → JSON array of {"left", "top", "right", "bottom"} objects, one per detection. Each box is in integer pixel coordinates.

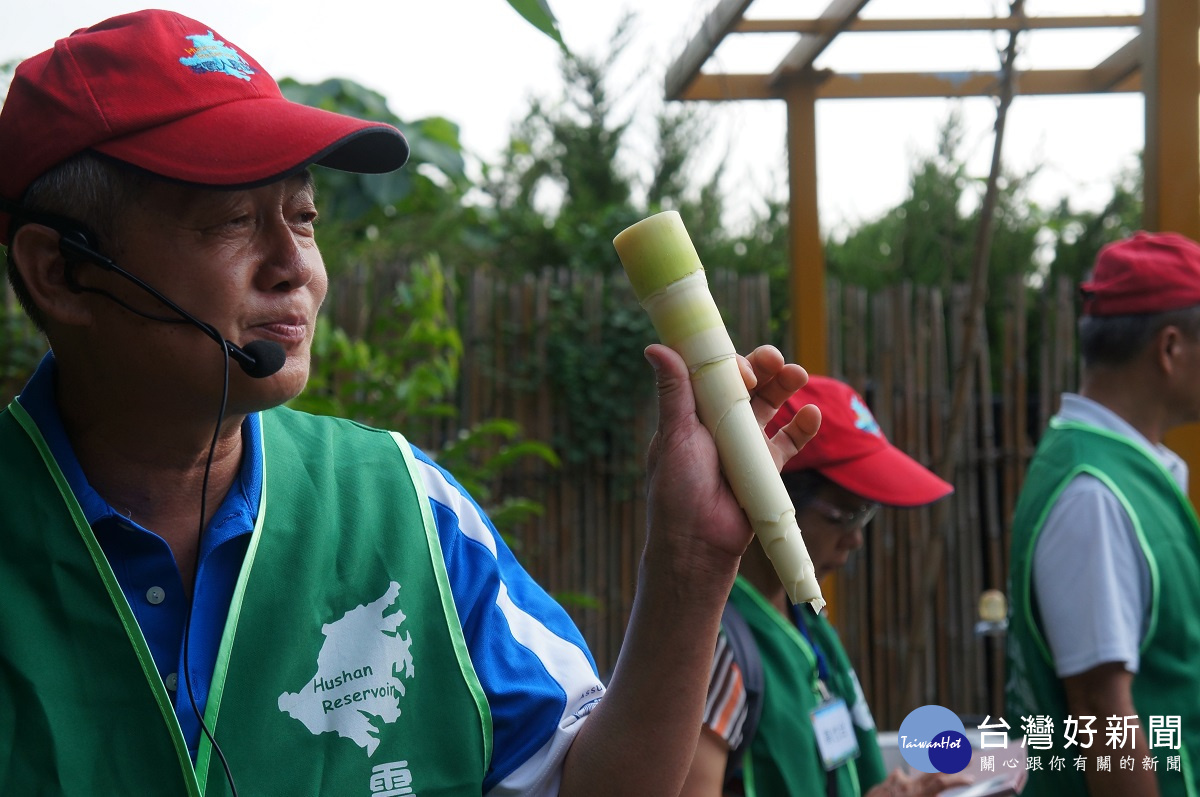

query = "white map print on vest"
[{"left": 278, "top": 581, "right": 415, "bottom": 756}]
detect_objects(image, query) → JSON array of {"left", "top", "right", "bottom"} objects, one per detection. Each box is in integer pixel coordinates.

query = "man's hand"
[
  {"left": 559, "top": 343, "right": 817, "bottom": 797},
  {"left": 866, "top": 768, "right": 972, "bottom": 797},
  {"left": 642, "top": 342, "right": 819, "bottom": 576}
]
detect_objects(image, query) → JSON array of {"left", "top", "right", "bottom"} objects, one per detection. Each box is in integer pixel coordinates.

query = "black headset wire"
[
  {"left": 184, "top": 342, "right": 241, "bottom": 797},
  {"left": 16, "top": 210, "right": 246, "bottom": 797},
  {"left": 73, "top": 253, "right": 242, "bottom": 797},
  {"left": 79, "top": 251, "right": 241, "bottom": 796}
]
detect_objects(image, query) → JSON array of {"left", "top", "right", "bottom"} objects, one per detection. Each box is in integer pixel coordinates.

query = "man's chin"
[{"left": 230, "top": 364, "right": 309, "bottom": 414}]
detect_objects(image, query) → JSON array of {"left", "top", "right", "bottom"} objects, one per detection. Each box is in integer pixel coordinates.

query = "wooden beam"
[
  {"left": 666, "top": 6, "right": 1142, "bottom": 101},
  {"left": 820, "top": 70, "right": 1129, "bottom": 98},
  {"left": 736, "top": 15, "right": 1140, "bottom": 34},
  {"left": 664, "top": 0, "right": 755, "bottom": 101},
  {"left": 1110, "top": 70, "right": 1141, "bottom": 93},
  {"left": 769, "top": 0, "right": 871, "bottom": 87},
  {"left": 679, "top": 69, "right": 1143, "bottom": 102},
  {"left": 1089, "top": 33, "right": 1142, "bottom": 92},
  {"left": 680, "top": 74, "right": 779, "bottom": 101}
]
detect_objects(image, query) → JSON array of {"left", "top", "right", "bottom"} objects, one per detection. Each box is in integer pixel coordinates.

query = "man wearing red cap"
[
  {"left": 680, "top": 376, "right": 966, "bottom": 797},
  {"left": 0, "top": 10, "right": 820, "bottom": 796},
  {"left": 1006, "top": 231, "right": 1200, "bottom": 797}
]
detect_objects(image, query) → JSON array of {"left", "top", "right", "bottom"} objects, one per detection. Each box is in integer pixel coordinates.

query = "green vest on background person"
[
  {"left": 1006, "top": 420, "right": 1200, "bottom": 797},
  {"left": 729, "top": 576, "right": 887, "bottom": 797},
  {"left": 0, "top": 402, "right": 491, "bottom": 796}
]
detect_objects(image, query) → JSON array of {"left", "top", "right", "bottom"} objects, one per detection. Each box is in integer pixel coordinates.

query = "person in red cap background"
[
  {"left": 0, "top": 10, "right": 822, "bottom": 797},
  {"left": 1006, "top": 231, "right": 1200, "bottom": 797},
  {"left": 680, "top": 375, "right": 966, "bottom": 797}
]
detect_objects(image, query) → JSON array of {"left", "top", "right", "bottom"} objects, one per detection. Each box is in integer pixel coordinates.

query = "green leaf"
[
  {"left": 360, "top": 169, "right": 415, "bottom": 207},
  {"left": 506, "top": 0, "right": 567, "bottom": 50},
  {"left": 399, "top": 118, "right": 467, "bottom": 180}
]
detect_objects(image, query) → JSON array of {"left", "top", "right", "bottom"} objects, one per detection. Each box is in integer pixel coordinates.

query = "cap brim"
[
  {"left": 93, "top": 96, "right": 409, "bottom": 187},
  {"left": 819, "top": 443, "right": 953, "bottom": 507}
]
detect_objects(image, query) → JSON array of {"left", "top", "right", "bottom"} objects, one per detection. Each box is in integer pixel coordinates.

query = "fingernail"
[
  {"left": 739, "top": 357, "right": 757, "bottom": 388},
  {"left": 644, "top": 347, "right": 662, "bottom": 373}
]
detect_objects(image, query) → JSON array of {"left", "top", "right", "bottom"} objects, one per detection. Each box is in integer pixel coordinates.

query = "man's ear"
[
  {"left": 1156, "top": 324, "right": 1186, "bottom": 375},
  {"left": 9, "top": 223, "right": 94, "bottom": 327}
]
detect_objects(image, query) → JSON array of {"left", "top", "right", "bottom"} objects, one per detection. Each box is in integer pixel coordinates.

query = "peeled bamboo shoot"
[{"left": 613, "top": 210, "right": 825, "bottom": 610}]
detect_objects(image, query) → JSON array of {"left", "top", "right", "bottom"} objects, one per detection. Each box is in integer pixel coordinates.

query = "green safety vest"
[
  {"left": 1006, "top": 419, "right": 1200, "bottom": 797},
  {"left": 0, "top": 402, "right": 491, "bottom": 796},
  {"left": 730, "top": 576, "right": 886, "bottom": 797}
]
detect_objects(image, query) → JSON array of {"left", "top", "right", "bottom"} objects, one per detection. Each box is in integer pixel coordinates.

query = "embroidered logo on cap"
[
  {"left": 850, "top": 395, "right": 882, "bottom": 437},
  {"left": 179, "top": 31, "right": 255, "bottom": 81}
]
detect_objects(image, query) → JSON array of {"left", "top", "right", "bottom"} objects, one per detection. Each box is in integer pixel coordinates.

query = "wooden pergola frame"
[{"left": 665, "top": 0, "right": 1200, "bottom": 497}]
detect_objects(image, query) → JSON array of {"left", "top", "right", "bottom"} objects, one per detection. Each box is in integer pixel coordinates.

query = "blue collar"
[
  {"left": 16, "top": 351, "right": 262, "bottom": 547},
  {"left": 791, "top": 602, "right": 831, "bottom": 684}
]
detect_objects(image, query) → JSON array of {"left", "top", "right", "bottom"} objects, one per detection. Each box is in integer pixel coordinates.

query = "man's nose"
[{"left": 257, "top": 219, "right": 318, "bottom": 292}]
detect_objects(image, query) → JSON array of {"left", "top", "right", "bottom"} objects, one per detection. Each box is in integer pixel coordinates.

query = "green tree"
[
  {"left": 822, "top": 110, "right": 1049, "bottom": 375},
  {"left": 474, "top": 12, "right": 761, "bottom": 279},
  {"left": 472, "top": 17, "right": 770, "bottom": 460},
  {"left": 476, "top": 16, "right": 640, "bottom": 275},
  {"left": 1041, "top": 160, "right": 1143, "bottom": 287},
  {"left": 825, "top": 109, "right": 1042, "bottom": 294}
]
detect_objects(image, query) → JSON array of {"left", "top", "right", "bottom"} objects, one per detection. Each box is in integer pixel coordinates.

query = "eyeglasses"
[{"left": 806, "top": 498, "right": 880, "bottom": 530}]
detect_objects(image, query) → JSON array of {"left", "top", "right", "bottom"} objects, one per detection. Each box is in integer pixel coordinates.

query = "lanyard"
[{"left": 791, "top": 603, "right": 831, "bottom": 684}]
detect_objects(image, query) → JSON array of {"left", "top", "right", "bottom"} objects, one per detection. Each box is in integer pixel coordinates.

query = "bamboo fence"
[
  {"left": 0, "top": 266, "right": 1080, "bottom": 729},
  {"left": 420, "top": 267, "right": 1079, "bottom": 726},
  {"left": 824, "top": 275, "right": 1078, "bottom": 727}
]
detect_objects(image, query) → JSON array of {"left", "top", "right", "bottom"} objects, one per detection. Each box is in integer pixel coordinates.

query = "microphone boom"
[{"left": 53, "top": 228, "right": 286, "bottom": 379}]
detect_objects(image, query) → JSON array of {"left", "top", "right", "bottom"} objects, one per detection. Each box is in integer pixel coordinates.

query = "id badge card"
[{"left": 811, "top": 696, "right": 860, "bottom": 771}]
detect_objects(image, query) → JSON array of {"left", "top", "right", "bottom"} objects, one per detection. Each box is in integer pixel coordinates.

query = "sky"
[{"left": 1, "top": 1, "right": 1146, "bottom": 239}]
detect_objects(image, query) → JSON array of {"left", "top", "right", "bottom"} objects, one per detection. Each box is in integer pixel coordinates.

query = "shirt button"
[
  {"left": 146, "top": 586, "right": 166, "bottom": 605},
  {"left": 165, "top": 672, "right": 178, "bottom": 691}
]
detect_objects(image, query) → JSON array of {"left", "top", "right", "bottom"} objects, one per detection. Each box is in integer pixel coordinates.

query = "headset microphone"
[
  {"left": 237, "top": 339, "right": 287, "bottom": 379},
  {"left": 55, "top": 229, "right": 287, "bottom": 379}
]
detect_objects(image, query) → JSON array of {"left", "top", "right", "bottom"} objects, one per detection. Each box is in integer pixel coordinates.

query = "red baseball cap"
[
  {"left": 766, "top": 376, "right": 953, "bottom": 508},
  {"left": 0, "top": 9, "right": 409, "bottom": 244},
  {"left": 1080, "top": 231, "right": 1200, "bottom": 316}
]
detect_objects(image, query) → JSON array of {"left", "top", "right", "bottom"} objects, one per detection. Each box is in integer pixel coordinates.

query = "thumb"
[{"left": 645, "top": 343, "right": 696, "bottom": 435}]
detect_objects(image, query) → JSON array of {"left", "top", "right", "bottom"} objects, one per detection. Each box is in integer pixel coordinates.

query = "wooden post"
[
  {"left": 1142, "top": 0, "right": 1200, "bottom": 238},
  {"left": 785, "top": 76, "right": 828, "bottom": 377},
  {"left": 785, "top": 74, "right": 836, "bottom": 615},
  {"left": 1144, "top": 0, "right": 1200, "bottom": 501}
]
